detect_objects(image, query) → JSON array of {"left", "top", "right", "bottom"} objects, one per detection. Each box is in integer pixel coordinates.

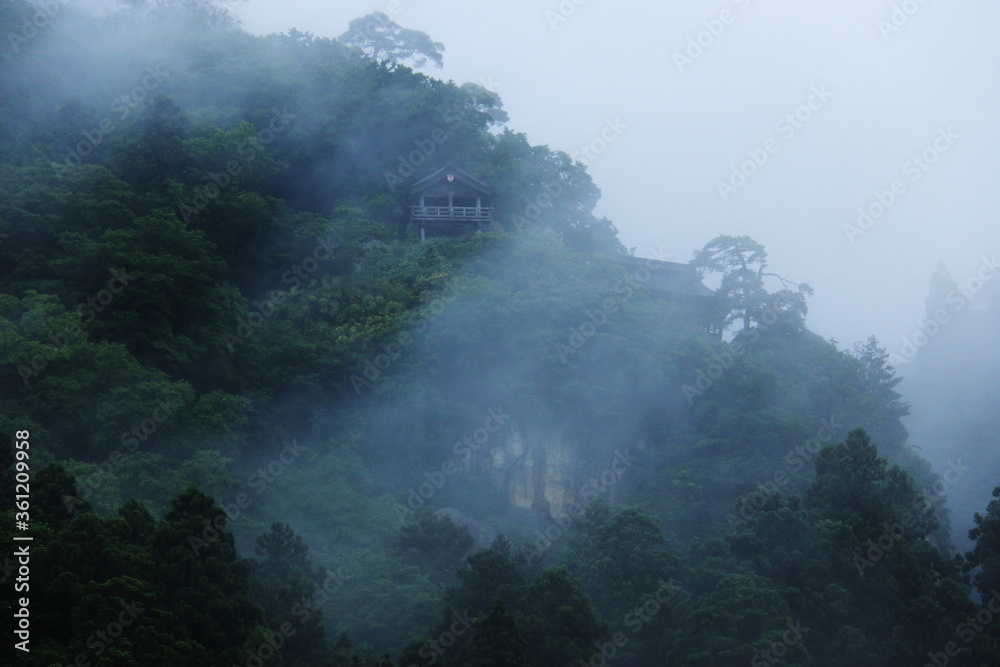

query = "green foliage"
[
  {"left": 445, "top": 536, "right": 527, "bottom": 619},
  {"left": 693, "top": 234, "right": 811, "bottom": 332},
  {"left": 563, "top": 503, "right": 687, "bottom": 665},
  {"left": 325, "top": 548, "right": 441, "bottom": 655},
  {"left": 693, "top": 235, "right": 768, "bottom": 330},
  {"left": 250, "top": 522, "right": 332, "bottom": 666},
  {"left": 515, "top": 566, "right": 607, "bottom": 666},
  {"left": 699, "top": 429, "right": 988, "bottom": 665},
  {"left": 565, "top": 502, "right": 684, "bottom": 620},
  {"left": 453, "top": 599, "right": 530, "bottom": 667},
  {"left": 676, "top": 573, "right": 804, "bottom": 666},
  {"left": 8, "top": 468, "right": 271, "bottom": 664},
  {"left": 393, "top": 512, "right": 475, "bottom": 586},
  {"left": 0, "top": 3, "right": 989, "bottom": 664},
  {"left": 340, "top": 12, "right": 445, "bottom": 68},
  {"left": 966, "top": 486, "right": 1000, "bottom": 599}
]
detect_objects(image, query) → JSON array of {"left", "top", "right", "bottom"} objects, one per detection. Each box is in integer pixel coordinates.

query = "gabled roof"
[
  {"left": 410, "top": 163, "right": 492, "bottom": 195},
  {"left": 618, "top": 256, "right": 716, "bottom": 298}
]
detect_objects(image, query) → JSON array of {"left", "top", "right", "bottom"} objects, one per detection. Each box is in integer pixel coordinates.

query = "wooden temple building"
[
  {"left": 409, "top": 163, "right": 494, "bottom": 240},
  {"left": 616, "top": 255, "right": 724, "bottom": 333},
  {"left": 406, "top": 163, "right": 721, "bottom": 329}
]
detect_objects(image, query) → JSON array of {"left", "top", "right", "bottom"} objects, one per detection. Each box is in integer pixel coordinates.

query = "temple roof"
[
  {"left": 617, "top": 255, "right": 715, "bottom": 298},
  {"left": 410, "top": 163, "right": 492, "bottom": 195}
]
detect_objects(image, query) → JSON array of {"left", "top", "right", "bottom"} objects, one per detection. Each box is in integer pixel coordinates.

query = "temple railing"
[{"left": 410, "top": 206, "right": 494, "bottom": 221}]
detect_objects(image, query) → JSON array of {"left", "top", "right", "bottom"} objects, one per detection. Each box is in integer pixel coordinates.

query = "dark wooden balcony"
[{"left": 410, "top": 205, "right": 494, "bottom": 222}]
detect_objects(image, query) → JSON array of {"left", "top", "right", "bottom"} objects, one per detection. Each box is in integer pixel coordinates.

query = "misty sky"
[{"left": 232, "top": 0, "right": 1000, "bottom": 357}]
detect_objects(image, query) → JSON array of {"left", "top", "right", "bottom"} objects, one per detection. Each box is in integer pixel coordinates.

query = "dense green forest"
[{"left": 1, "top": 1, "right": 999, "bottom": 665}]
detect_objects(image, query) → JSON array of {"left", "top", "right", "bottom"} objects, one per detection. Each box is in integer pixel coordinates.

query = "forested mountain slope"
[{"left": 1, "top": 2, "right": 998, "bottom": 665}]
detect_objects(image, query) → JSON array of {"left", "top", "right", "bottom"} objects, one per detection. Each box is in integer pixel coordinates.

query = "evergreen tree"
[
  {"left": 516, "top": 566, "right": 607, "bottom": 666},
  {"left": 453, "top": 599, "right": 530, "bottom": 667}
]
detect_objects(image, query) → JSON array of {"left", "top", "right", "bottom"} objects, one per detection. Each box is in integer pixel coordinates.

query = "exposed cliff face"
[{"left": 486, "top": 420, "right": 582, "bottom": 519}]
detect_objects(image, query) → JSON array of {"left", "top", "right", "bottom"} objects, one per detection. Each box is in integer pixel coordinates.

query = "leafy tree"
[
  {"left": 847, "top": 336, "right": 913, "bottom": 468},
  {"left": 33, "top": 462, "right": 92, "bottom": 529},
  {"left": 116, "top": 0, "right": 240, "bottom": 32},
  {"left": 3, "top": 3, "right": 994, "bottom": 663},
  {"left": 340, "top": 12, "right": 445, "bottom": 68},
  {"left": 445, "top": 536, "right": 526, "bottom": 617},
  {"left": 394, "top": 511, "right": 475, "bottom": 585},
  {"left": 563, "top": 503, "right": 686, "bottom": 665},
  {"left": 2, "top": 470, "right": 273, "bottom": 664},
  {"left": 806, "top": 428, "right": 932, "bottom": 535},
  {"left": 113, "top": 95, "right": 190, "bottom": 195},
  {"left": 800, "top": 429, "right": 979, "bottom": 663},
  {"left": 693, "top": 235, "right": 768, "bottom": 330},
  {"left": 150, "top": 486, "right": 270, "bottom": 663},
  {"left": 85, "top": 211, "right": 244, "bottom": 375},
  {"left": 516, "top": 566, "right": 606, "bottom": 666},
  {"left": 326, "top": 547, "right": 441, "bottom": 655},
  {"left": 565, "top": 502, "right": 684, "bottom": 621},
  {"left": 966, "top": 486, "right": 1000, "bottom": 599},
  {"left": 485, "top": 131, "right": 624, "bottom": 253},
  {"left": 251, "top": 522, "right": 332, "bottom": 666},
  {"left": 754, "top": 282, "right": 813, "bottom": 333},
  {"left": 458, "top": 82, "right": 509, "bottom": 126},
  {"left": 851, "top": 337, "right": 909, "bottom": 419},
  {"left": 673, "top": 573, "right": 805, "bottom": 667},
  {"left": 694, "top": 235, "right": 811, "bottom": 331},
  {"left": 452, "top": 599, "right": 530, "bottom": 667}
]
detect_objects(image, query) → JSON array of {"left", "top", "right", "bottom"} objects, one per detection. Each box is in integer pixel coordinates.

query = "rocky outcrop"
[{"left": 486, "top": 420, "right": 582, "bottom": 519}]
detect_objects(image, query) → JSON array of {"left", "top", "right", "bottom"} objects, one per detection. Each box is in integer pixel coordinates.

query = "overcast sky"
[{"left": 234, "top": 0, "right": 1000, "bottom": 358}]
